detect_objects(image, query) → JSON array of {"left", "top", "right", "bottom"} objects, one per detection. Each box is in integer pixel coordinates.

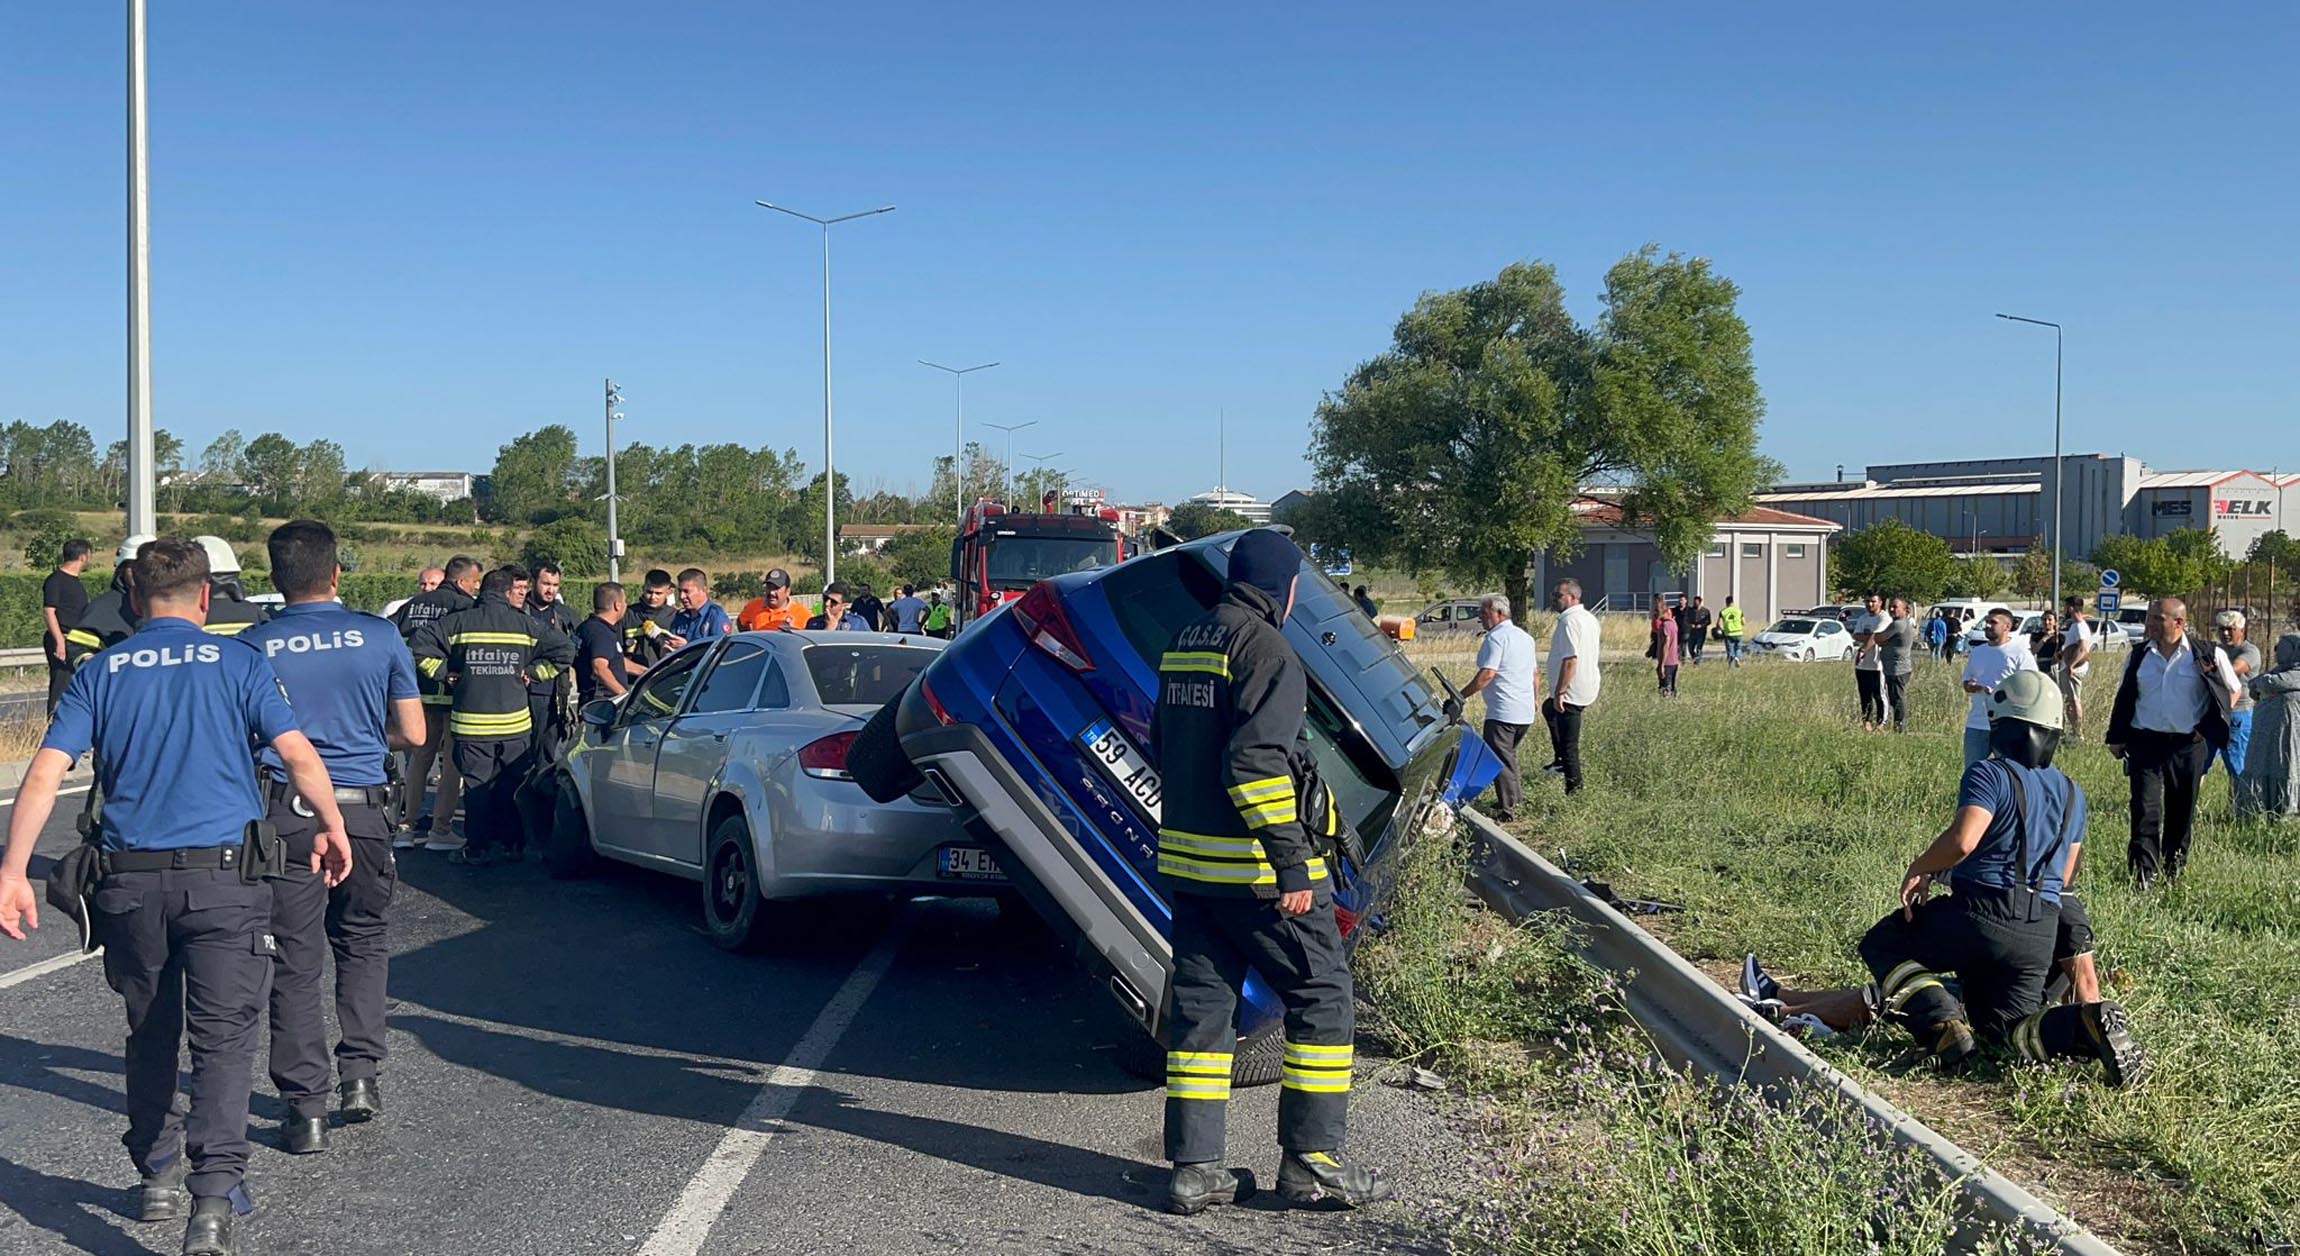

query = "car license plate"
[
  {"left": 1080, "top": 718, "right": 1163, "bottom": 824},
  {"left": 937, "top": 845, "right": 1007, "bottom": 881}
]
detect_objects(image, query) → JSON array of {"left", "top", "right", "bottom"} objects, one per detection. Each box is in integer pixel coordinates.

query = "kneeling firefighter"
[
  {"left": 1860, "top": 670, "right": 2147, "bottom": 1084},
  {"left": 1150, "top": 527, "right": 1392, "bottom": 1215}
]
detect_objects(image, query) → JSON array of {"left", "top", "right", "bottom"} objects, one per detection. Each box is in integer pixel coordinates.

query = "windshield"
[
  {"left": 804, "top": 644, "right": 937, "bottom": 707},
  {"left": 985, "top": 535, "right": 1114, "bottom": 586},
  {"left": 1769, "top": 618, "right": 1817, "bottom": 634}
]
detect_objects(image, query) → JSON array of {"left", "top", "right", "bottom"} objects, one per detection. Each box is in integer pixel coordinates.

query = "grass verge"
[{"left": 1401, "top": 636, "right": 2299, "bottom": 1255}]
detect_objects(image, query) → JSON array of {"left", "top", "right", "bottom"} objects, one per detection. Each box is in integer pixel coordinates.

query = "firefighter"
[
  {"left": 1742, "top": 671, "right": 2147, "bottom": 1088},
  {"left": 625, "top": 568, "right": 680, "bottom": 666},
  {"left": 1150, "top": 528, "right": 1391, "bottom": 1214},
  {"left": 388, "top": 556, "right": 480, "bottom": 850},
  {"left": 190, "top": 536, "right": 267, "bottom": 636},
  {"left": 407, "top": 566, "right": 574, "bottom": 867},
  {"left": 63, "top": 534, "right": 157, "bottom": 666}
]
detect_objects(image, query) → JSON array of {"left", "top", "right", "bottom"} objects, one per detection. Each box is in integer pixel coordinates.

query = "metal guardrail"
[
  {"left": 1461, "top": 808, "right": 2121, "bottom": 1256},
  {"left": 0, "top": 648, "right": 47, "bottom": 671}
]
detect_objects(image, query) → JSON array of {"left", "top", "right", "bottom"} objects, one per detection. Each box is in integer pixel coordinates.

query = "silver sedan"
[{"left": 548, "top": 629, "right": 1006, "bottom": 949}]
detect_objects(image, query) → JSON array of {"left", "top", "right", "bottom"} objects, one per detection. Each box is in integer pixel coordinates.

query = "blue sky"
[{"left": 4, "top": 4, "right": 2295, "bottom": 505}]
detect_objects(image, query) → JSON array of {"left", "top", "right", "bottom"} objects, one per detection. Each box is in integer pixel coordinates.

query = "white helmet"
[
  {"left": 191, "top": 535, "right": 241, "bottom": 576},
  {"left": 116, "top": 533, "right": 157, "bottom": 563}
]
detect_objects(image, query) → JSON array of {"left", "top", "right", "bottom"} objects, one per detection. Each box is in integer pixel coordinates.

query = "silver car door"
[
  {"left": 593, "top": 648, "right": 705, "bottom": 856},
  {"left": 652, "top": 641, "right": 773, "bottom": 865}
]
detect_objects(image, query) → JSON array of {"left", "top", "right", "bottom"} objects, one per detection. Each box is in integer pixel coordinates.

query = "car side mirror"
[{"left": 581, "top": 699, "right": 617, "bottom": 729}]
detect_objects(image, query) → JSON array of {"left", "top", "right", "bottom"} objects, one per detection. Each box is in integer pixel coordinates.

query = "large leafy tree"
[
  {"left": 1309, "top": 250, "right": 1775, "bottom": 622},
  {"left": 2092, "top": 529, "right": 2234, "bottom": 598},
  {"left": 1168, "top": 501, "right": 1253, "bottom": 540},
  {"left": 488, "top": 425, "right": 582, "bottom": 523},
  {"left": 1832, "top": 519, "right": 1956, "bottom": 602}
]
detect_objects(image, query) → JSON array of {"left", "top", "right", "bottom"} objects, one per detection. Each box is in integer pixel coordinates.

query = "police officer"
[
  {"left": 1149, "top": 528, "right": 1390, "bottom": 1215},
  {"left": 191, "top": 535, "right": 267, "bottom": 636},
  {"left": 1741, "top": 672, "right": 2147, "bottom": 1089},
  {"left": 63, "top": 532, "right": 157, "bottom": 666},
  {"left": 389, "top": 554, "right": 480, "bottom": 850},
  {"left": 0, "top": 538, "right": 352, "bottom": 1256},
  {"left": 408, "top": 565, "right": 575, "bottom": 866},
  {"left": 245, "top": 521, "right": 425, "bottom": 1153}
]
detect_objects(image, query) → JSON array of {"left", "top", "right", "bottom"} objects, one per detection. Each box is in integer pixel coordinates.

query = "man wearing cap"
[
  {"left": 1739, "top": 671, "right": 2146, "bottom": 1089},
  {"left": 737, "top": 568, "right": 805, "bottom": 632},
  {"left": 806, "top": 583, "right": 872, "bottom": 631},
  {"left": 1149, "top": 528, "right": 1390, "bottom": 1216},
  {"left": 2106, "top": 597, "right": 2240, "bottom": 884},
  {"left": 2209, "top": 609, "right": 2262, "bottom": 781}
]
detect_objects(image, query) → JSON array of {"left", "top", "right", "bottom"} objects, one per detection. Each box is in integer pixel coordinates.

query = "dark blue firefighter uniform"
[
  {"left": 42, "top": 617, "right": 302, "bottom": 1210},
  {"left": 243, "top": 603, "right": 419, "bottom": 1122}
]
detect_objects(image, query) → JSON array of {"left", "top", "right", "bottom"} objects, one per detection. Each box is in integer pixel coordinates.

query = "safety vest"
[{"left": 1718, "top": 605, "right": 1745, "bottom": 637}]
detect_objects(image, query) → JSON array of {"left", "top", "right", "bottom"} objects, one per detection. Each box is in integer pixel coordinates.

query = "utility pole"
[
  {"left": 1998, "top": 314, "right": 2064, "bottom": 613},
  {"left": 603, "top": 379, "right": 624, "bottom": 583},
  {"left": 920, "top": 360, "right": 998, "bottom": 527},
  {"left": 984, "top": 420, "right": 1036, "bottom": 499},
  {"left": 125, "top": 0, "right": 156, "bottom": 537}
]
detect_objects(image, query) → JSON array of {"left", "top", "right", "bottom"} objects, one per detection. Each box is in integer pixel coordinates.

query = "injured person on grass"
[{"left": 1738, "top": 670, "right": 2147, "bottom": 1089}]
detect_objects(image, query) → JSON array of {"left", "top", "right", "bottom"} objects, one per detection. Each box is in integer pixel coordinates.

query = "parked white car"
[{"left": 1752, "top": 616, "right": 1856, "bottom": 662}]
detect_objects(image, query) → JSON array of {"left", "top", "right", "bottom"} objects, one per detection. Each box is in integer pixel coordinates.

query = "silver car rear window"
[{"left": 804, "top": 644, "right": 938, "bottom": 707}]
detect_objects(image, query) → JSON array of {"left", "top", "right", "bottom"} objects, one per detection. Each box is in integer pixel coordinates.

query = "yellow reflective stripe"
[
  {"left": 1166, "top": 1051, "right": 1234, "bottom": 1066},
  {"left": 449, "top": 631, "right": 538, "bottom": 646},
  {"left": 2012, "top": 1014, "right": 2049, "bottom": 1062},
  {"left": 530, "top": 662, "right": 559, "bottom": 680},
  {"left": 420, "top": 693, "right": 453, "bottom": 706},
  {"left": 1280, "top": 1074, "right": 1351, "bottom": 1094},
  {"left": 452, "top": 708, "right": 532, "bottom": 725},
  {"left": 66, "top": 629, "right": 104, "bottom": 649},
  {"left": 1160, "top": 650, "right": 1230, "bottom": 678},
  {"left": 449, "top": 710, "right": 534, "bottom": 736},
  {"left": 1157, "top": 854, "right": 1327, "bottom": 885},
  {"left": 1283, "top": 1042, "right": 1353, "bottom": 1062},
  {"left": 1157, "top": 831, "right": 1265, "bottom": 858},
  {"left": 205, "top": 621, "right": 252, "bottom": 635},
  {"left": 1226, "top": 776, "right": 1294, "bottom": 803},
  {"left": 1885, "top": 976, "right": 1944, "bottom": 1012},
  {"left": 1240, "top": 800, "right": 1299, "bottom": 828},
  {"left": 1166, "top": 1081, "right": 1232, "bottom": 1100},
  {"left": 1880, "top": 961, "right": 1926, "bottom": 998},
  {"left": 417, "top": 657, "right": 444, "bottom": 678}
]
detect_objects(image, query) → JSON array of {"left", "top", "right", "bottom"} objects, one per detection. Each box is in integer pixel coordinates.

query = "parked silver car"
[{"left": 546, "top": 630, "right": 999, "bottom": 949}]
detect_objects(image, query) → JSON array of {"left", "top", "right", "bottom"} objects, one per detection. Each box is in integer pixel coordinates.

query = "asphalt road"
[{"left": 0, "top": 782, "right": 1474, "bottom": 1256}]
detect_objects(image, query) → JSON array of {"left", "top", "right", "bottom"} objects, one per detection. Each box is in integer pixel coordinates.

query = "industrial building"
[
  {"left": 1756, "top": 454, "right": 2299, "bottom": 562},
  {"left": 1534, "top": 501, "right": 1841, "bottom": 626}
]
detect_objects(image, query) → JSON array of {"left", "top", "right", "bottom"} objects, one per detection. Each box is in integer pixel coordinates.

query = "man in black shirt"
[
  {"left": 577, "top": 583, "right": 633, "bottom": 704},
  {"left": 851, "top": 583, "right": 885, "bottom": 633},
  {"left": 625, "top": 568, "right": 678, "bottom": 669},
  {"left": 40, "top": 538, "right": 93, "bottom": 717}
]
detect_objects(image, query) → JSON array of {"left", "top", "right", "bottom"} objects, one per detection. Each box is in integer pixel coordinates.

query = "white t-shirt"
[
  {"left": 2060, "top": 618, "right": 2095, "bottom": 678},
  {"left": 1473, "top": 620, "right": 1539, "bottom": 725},
  {"left": 1546, "top": 605, "right": 1602, "bottom": 708},
  {"left": 1851, "top": 610, "right": 1888, "bottom": 671},
  {"left": 1962, "top": 638, "right": 2038, "bottom": 730}
]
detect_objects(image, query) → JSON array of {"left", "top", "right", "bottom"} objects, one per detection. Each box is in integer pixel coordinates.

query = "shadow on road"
[{"left": 0, "top": 1154, "right": 154, "bottom": 1256}]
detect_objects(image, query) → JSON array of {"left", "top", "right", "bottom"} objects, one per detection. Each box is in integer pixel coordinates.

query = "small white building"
[
  {"left": 376, "top": 471, "right": 476, "bottom": 502},
  {"left": 1187, "top": 488, "right": 1271, "bottom": 524}
]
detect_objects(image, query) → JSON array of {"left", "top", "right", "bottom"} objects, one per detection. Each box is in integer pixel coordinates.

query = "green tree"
[
  {"left": 489, "top": 425, "right": 582, "bottom": 523},
  {"left": 1308, "top": 250, "right": 1775, "bottom": 625},
  {"left": 2010, "top": 549, "right": 2101, "bottom": 602},
  {"left": 1943, "top": 555, "right": 2012, "bottom": 600},
  {"left": 520, "top": 516, "right": 609, "bottom": 579},
  {"left": 239, "top": 432, "right": 301, "bottom": 505},
  {"left": 2092, "top": 529, "right": 2233, "bottom": 598},
  {"left": 879, "top": 525, "right": 958, "bottom": 586},
  {"left": 1167, "top": 501, "right": 1253, "bottom": 540},
  {"left": 17, "top": 509, "right": 79, "bottom": 568},
  {"left": 2247, "top": 530, "right": 2300, "bottom": 581},
  {"left": 1831, "top": 519, "right": 1956, "bottom": 602}
]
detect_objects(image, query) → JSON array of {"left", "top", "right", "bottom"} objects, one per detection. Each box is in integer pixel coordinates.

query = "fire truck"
[{"left": 951, "top": 492, "right": 1129, "bottom": 628}]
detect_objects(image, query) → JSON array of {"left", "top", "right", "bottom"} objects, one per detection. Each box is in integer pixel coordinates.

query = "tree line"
[{"left": 1831, "top": 516, "right": 2300, "bottom": 605}]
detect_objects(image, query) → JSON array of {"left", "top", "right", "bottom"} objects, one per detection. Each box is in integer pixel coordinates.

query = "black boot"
[
  {"left": 283, "top": 1115, "right": 329, "bottom": 1155},
  {"left": 1278, "top": 1150, "right": 1394, "bottom": 1209},
  {"left": 2083, "top": 1001, "right": 2147, "bottom": 1089},
  {"left": 1924, "top": 1017, "right": 1979, "bottom": 1070},
  {"left": 182, "top": 1196, "right": 234, "bottom": 1256},
  {"left": 138, "top": 1157, "right": 189, "bottom": 1223},
  {"left": 1165, "top": 1163, "right": 1255, "bottom": 1216},
  {"left": 338, "top": 1077, "right": 383, "bottom": 1123}
]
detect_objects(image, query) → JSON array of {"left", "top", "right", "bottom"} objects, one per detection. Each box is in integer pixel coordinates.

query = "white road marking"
[
  {"left": 638, "top": 912, "right": 916, "bottom": 1256},
  {"left": 0, "top": 948, "right": 98, "bottom": 990},
  {"left": 0, "top": 784, "right": 94, "bottom": 808}
]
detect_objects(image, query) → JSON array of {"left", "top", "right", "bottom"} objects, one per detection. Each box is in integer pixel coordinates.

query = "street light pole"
[
  {"left": 603, "top": 379, "right": 624, "bottom": 583},
  {"left": 1022, "top": 451, "right": 1065, "bottom": 509},
  {"left": 125, "top": 0, "right": 156, "bottom": 537},
  {"left": 1998, "top": 313, "right": 2064, "bottom": 613},
  {"left": 757, "top": 200, "right": 895, "bottom": 586},
  {"left": 921, "top": 360, "right": 998, "bottom": 527},
  {"left": 984, "top": 420, "right": 1036, "bottom": 499}
]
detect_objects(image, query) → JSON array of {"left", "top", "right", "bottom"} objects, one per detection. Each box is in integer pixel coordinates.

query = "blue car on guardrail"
[{"left": 849, "top": 530, "right": 1500, "bottom": 1084}]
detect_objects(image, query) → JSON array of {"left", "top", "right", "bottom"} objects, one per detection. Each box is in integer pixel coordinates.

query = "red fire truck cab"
[{"left": 951, "top": 497, "right": 1129, "bottom": 627}]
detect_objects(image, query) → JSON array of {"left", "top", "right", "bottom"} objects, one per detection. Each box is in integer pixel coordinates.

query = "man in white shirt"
[
  {"left": 2106, "top": 597, "right": 2240, "bottom": 884},
  {"left": 1960, "top": 608, "right": 2037, "bottom": 765},
  {"left": 2057, "top": 596, "right": 2097, "bottom": 739},
  {"left": 1461, "top": 595, "right": 1539, "bottom": 821},
  {"left": 1851, "top": 593, "right": 1890, "bottom": 731},
  {"left": 1543, "top": 579, "right": 1602, "bottom": 796}
]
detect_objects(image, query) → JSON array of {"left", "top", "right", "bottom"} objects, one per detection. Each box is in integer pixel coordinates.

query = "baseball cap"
[{"left": 765, "top": 568, "right": 792, "bottom": 589}]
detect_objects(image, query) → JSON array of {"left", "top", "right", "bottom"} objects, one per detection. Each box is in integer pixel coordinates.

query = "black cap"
[{"left": 765, "top": 568, "right": 791, "bottom": 589}]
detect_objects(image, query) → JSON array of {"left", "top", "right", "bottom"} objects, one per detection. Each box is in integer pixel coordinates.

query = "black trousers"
[
  {"left": 1164, "top": 893, "right": 1354, "bottom": 1164},
  {"left": 46, "top": 655, "right": 72, "bottom": 717},
  {"left": 1882, "top": 671, "right": 1910, "bottom": 732},
  {"left": 1543, "top": 701, "right": 1586, "bottom": 793},
  {"left": 528, "top": 692, "right": 568, "bottom": 769},
  {"left": 1858, "top": 889, "right": 2089, "bottom": 1060},
  {"left": 1856, "top": 669, "right": 1887, "bottom": 725},
  {"left": 93, "top": 864, "right": 274, "bottom": 1203},
  {"left": 1481, "top": 719, "right": 1529, "bottom": 816},
  {"left": 455, "top": 735, "right": 535, "bottom": 855},
  {"left": 1685, "top": 629, "right": 1707, "bottom": 662},
  {"left": 2126, "top": 730, "right": 2210, "bottom": 883},
  {"left": 267, "top": 801, "right": 397, "bottom": 1119}
]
